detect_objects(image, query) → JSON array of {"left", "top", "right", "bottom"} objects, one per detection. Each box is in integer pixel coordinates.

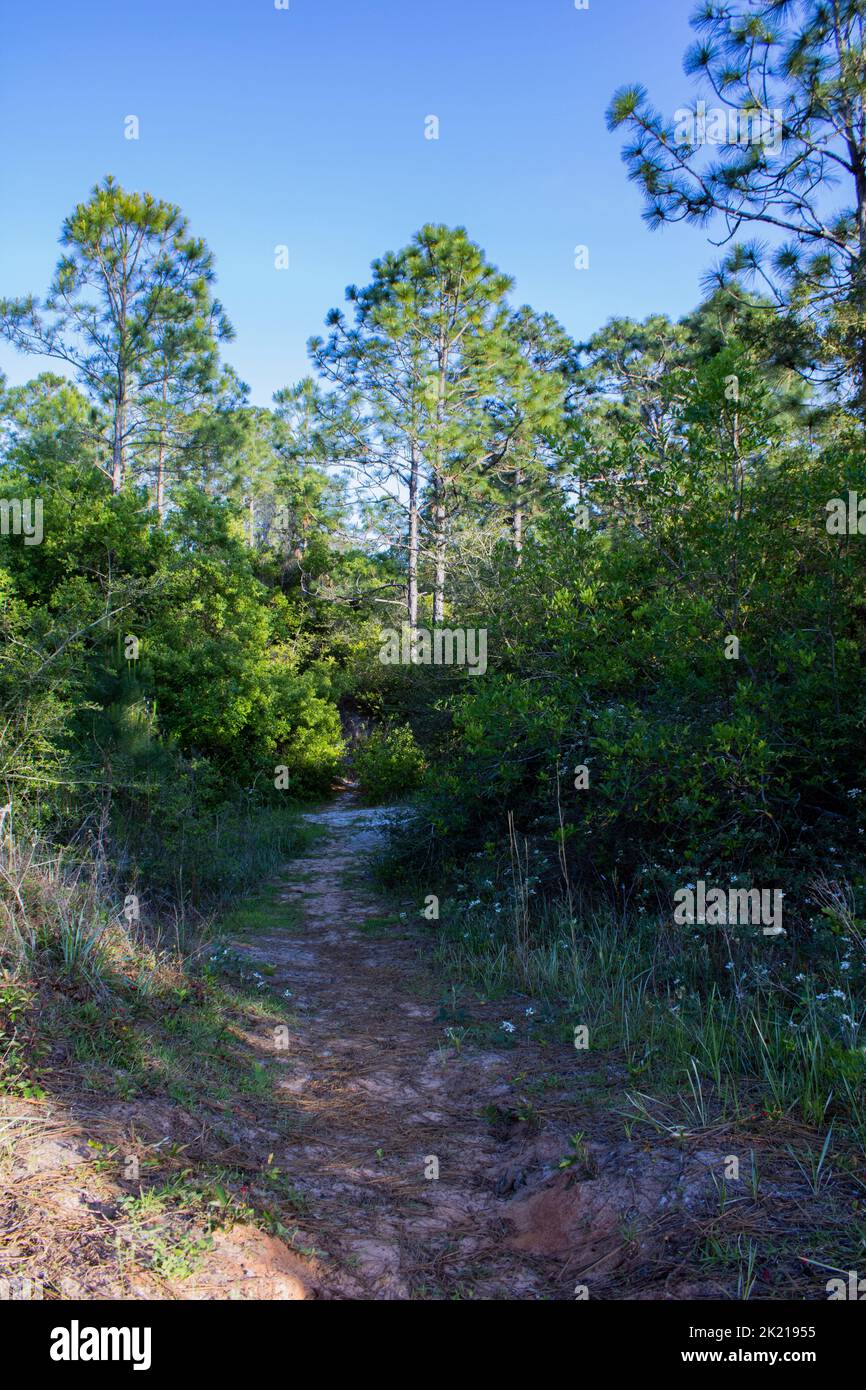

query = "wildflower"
[{"left": 500, "top": 1021, "right": 516, "bottom": 1034}]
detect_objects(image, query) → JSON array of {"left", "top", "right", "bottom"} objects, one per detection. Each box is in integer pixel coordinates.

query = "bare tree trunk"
[
  {"left": 433, "top": 486, "right": 446, "bottom": 623},
  {"left": 113, "top": 275, "right": 129, "bottom": 493},
  {"left": 156, "top": 376, "right": 168, "bottom": 520},
  {"left": 407, "top": 439, "right": 420, "bottom": 632},
  {"left": 433, "top": 328, "right": 448, "bottom": 622},
  {"left": 156, "top": 442, "right": 165, "bottom": 518},
  {"left": 857, "top": 181, "right": 866, "bottom": 415},
  {"left": 112, "top": 385, "right": 125, "bottom": 493},
  {"left": 513, "top": 463, "right": 523, "bottom": 564}
]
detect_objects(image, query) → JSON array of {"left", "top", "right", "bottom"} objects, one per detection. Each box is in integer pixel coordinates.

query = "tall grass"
[
  {"left": 432, "top": 884, "right": 866, "bottom": 1144},
  {"left": 0, "top": 802, "right": 313, "bottom": 994},
  {"left": 0, "top": 798, "right": 315, "bottom": 1102}
]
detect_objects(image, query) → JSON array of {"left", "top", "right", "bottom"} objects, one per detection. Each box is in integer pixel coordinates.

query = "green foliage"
[
  {"left": 606, "top": 0, "right": 866, "bottom": 412},
  {"left": 0, "top": 374, "right": 343, "bottom": 879},
  {"left": 354, "top": 724, "right": 427, "bottom": 804},
  {"left": 407, "top": 340, "right": 866, "bottom": 913},
  {"left": 0, "top": 176, "right": 232, "bottom": 492}
]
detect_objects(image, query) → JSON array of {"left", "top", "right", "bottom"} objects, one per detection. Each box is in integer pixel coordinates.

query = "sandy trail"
[
  {"left": 228, "top": 795, "right": 725, "bottom": 1300},
  {"left": 232, "top": 795, "right": 568, "bottom": 1299},
  {"left": 0, "top": 794, "right": 731, "bottom": 1302}
]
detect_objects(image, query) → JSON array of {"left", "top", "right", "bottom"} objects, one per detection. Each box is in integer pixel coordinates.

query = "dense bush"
[
  {"left": 0, "top": 377, "right": 344, "bottom": 900},
  {"left": 354, "top": 724, "right": 427, "bottom": 804},
  {"left": 407, "top": 353, "right": 866, "bottom": 929}
]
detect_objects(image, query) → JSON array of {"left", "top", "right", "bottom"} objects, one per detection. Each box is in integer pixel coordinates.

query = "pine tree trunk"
[
  {"left": 114, "top": 278, "right": 128, "bottom": 493},
  {"left": 513, "top": 464, "right": 523, "bottom": 565},
  {"left": 433, "top": 330, "right": 448, "bottom": 622},
  {"left": 407, "top": 439, "right": 419, "bottom": 632},
  {"left": 156, "top": 445, "right": 165, "bottom": 519},
  {"left": 112, "top": 377, "right": 125, "bottom": 493},
  {"left": 857, "top": 178, "right": 866, "bottom": 416},
  {"left": 433, "top": 488, "right": 446, "bottom": 623},
  {"left": 156, "top": 378, "right": 168, "bottom": 520}
]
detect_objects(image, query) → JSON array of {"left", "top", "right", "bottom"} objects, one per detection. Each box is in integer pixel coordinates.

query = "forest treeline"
[{"left": 1, "top": 193, "right": 864, "bottom": 904}]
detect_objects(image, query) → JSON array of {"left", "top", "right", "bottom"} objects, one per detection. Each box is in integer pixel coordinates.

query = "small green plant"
[
  {"left": 736, "top": 1236, "right": 760, "bottom": 1301},
  {"left": 442, "top": 1025, "right": 468, "bottom": 1055},
  {"left": 0, "top": 1039, "right": 46, "bottom": 1100},
  {"left": 558, "top": 1131, "right": 596, "bottom": 1176},
  {"left": 786, "top": 1128, "right": 834, "bottom": 1197},
  {"left": 148, "top": 1231, "right": 213, "bottom": 1281}
]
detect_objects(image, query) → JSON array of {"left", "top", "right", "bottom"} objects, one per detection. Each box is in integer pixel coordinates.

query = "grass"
[
  {"left": 430, "top": 882, "right": 866, "bottom": 1147},
  {"left": 220, "top": 893, "right": 303, "bottom": 936},
  {"left": 356, "top": 912, "right": 402, "bottom": 937},
  {"left": 114, "top": 801, "right": 320, "bottom": 907},
  {"left": 377, "top": 833, "right": 866, "bottom": 1298},
  {"left": 0, "top": 799, "right": 315, "bottom": 1094},
  {"left": 111, "top": 1157, "right": 314, "bottom": 1282},
  {"left": 0, "top": 801, "right": 323, "bottom": 1294}
]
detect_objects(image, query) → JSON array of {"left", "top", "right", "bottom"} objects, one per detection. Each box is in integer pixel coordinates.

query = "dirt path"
[
  {"left": 0, "top": 793, "right": 737, "bottom": 1302},
  {"left": 222, "top": 794, "right": 726, "bottom": 1300},
  {"left": 230, "top": 794, "right": 568, "bottom": 1299}
]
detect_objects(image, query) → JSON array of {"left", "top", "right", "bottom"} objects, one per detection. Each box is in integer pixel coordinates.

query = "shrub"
[{"left": 354, "top": 724, "right": 426, "bottom": 804}]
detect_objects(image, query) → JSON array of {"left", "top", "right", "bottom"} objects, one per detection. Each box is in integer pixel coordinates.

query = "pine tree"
[
  {"left": 607, "top": 0, "right": 866, "bottom": 411},
  {"left": 310, "top": 225, "right": 511, "bottom": 627},
  {"left": 0, "top": 176, "right": 231, "bottom": 492}
]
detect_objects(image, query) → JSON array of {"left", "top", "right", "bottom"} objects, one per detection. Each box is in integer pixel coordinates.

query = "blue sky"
[{"left": 1, "top": 0, "right": 722, "bottom": 405}]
